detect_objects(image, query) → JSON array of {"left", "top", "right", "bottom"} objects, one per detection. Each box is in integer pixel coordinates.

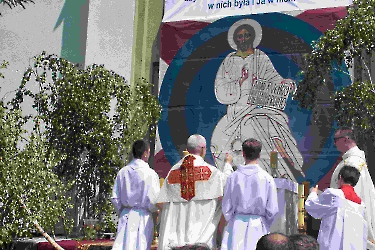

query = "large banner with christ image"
[{"left": 154, "top": 8, "right": 351, "bottom": 186}]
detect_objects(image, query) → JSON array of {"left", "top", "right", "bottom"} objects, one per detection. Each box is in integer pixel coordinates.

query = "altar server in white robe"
[
  {"left": 156, "top": 134, "right": 233, "bottom": 250},
  {"left": 306, "top": 165, "right": 367, "bottom": 250},
  {"left": 330, "top": 128, "right": 375, "bottom": 249},
  {"left": 221, "top": 138, "right": 279, "bottom": 250},
  {"left": 111, "top": 140, "right": 160, "bottom": 250}
]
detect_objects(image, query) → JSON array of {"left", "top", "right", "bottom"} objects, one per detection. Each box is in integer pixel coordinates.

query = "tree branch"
[
  {"left": 0, "top": 0, "right": 35, "bottom": 16},
  {"left": 1, "top": 89, "right": 17, "bottom": 102},
  {"left": 359, "top": 54, "right": 374, "bottom": 86}
]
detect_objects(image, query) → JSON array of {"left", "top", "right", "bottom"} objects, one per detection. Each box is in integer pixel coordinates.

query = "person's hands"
[
  {"left": 281, "top": 78, "right": 294, "bottom": 84},
  {"left": 156, "top": 203, "right": 163, "bottom": 211},
  {"left": 310, "top": 185, "right": 319, "bottom": 194},
  {"left": 225, "top": 153, "right": 233, "bottom": 164},
  {"left": 281, "top": 79, "right": 297, "bottom": 93},
  {"left": 239, "top": 67, "right": 249, "bottom": 86}
]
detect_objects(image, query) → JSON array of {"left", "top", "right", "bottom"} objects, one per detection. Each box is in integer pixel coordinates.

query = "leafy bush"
[
  {"left": 0, "top": 105, "right": 73, "bottom": 247},
  {"left": 293, "top": 0, "right": 375, "bottom": 135},
  {"left": 9, "top": 51, "right": 161, "bottom": 226}
]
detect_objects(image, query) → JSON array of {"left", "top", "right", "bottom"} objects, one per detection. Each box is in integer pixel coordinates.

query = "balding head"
[
  {"left": 256, "top": 233, "right": 294, "bottom": 250},
  {"left": 186, "top": 134, "right": 206, "bottom": 156}
]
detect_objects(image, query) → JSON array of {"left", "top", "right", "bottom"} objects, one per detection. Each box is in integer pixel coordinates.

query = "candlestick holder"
[
  {"left": 152, "top": 178, "right": 164, "bottom": 246},
  {"left": 152, "top": 209, "right": 160, "bottom": 246},
  {"left": 297, "top": 181, "right": 310, "bottom": 234},
  {"left": 270, "top": 150, "right": 278, "bottom": 178}
]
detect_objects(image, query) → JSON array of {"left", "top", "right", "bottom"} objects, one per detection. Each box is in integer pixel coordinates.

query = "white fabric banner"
[{"left": 163, "top": 0, "right": 351, "bottom": 22}]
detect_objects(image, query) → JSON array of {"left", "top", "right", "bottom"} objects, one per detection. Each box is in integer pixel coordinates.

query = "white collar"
[
  {"left": 130, "top": 158, "right": 149, "bottom": 169},
  {"left": 343, "top": 146, "right": 360, "bottom": 159}
]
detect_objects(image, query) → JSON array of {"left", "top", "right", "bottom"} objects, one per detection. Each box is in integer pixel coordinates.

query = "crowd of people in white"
[{"left": 110, "top": 127, "right": 375, "bottom": 250}]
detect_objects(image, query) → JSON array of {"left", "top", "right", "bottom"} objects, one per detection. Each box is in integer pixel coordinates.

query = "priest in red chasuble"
[{"left": 156, "top": 134, "right": 233, "bottom": 250}]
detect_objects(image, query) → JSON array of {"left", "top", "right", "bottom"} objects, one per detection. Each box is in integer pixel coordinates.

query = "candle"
[
  {"left": 270, "top": 151, "right": 278, "bottom": 169},
  {"left": 298, "top": 184, "right": 304, "bottom": 198},
  {"left": 298, "top": 212, "right": 305, "bottom": 228},
  {"left": 298, "top": 195, "right": 305, "bottom": 206},
  {"left": 297, "top": 184, "right": 305, "bottom": 229},
  {"left": 303, "top": 181, "right": 310, "bottom": 196}
]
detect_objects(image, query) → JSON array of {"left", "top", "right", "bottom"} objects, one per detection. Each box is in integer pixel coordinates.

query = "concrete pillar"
[{"left": 130, "top": 0, "right": 164, "bottom": 86}]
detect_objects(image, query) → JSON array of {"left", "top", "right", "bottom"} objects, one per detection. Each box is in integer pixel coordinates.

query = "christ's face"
[{"left": 236, "top": 28, "right": 253, "bottom": 52}]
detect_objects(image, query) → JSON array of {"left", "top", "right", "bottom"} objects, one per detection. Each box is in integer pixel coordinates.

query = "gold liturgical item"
[
  {"left": 152, "top": 178, "right": 165, "bottom": 246},
  {"left": 270, "top": 150, "right": 278, "bottom": 178},
  {"left": 297, "top": 184, "right": 305, "bottom": 234},
  {"left": 297, "top": 181, "right": 310, "bottom": 234}
]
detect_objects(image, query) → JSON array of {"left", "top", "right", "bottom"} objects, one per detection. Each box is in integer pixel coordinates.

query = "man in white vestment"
[
  {"left": 111, "top": 140, "right": 160, "bottom": 250},
  {"left": 211, "top": 18, "right": 305, "bottom": 182},
  {"left": 221, "top": 138, "right": 279, "bottom": 250},
  {"left": 306, "top": 165, "right": 367, "bottom": 250},
  {"left": 156, "top": 134, "right": 233, "bottom": 250},
  {"left": 330, "top": 128, "right": 375, "bottom": 249}
]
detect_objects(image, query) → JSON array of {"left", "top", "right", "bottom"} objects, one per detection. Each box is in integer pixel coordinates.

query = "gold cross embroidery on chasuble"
[{"left": 167, "top": 155, "right": 212, "bottom": 201}]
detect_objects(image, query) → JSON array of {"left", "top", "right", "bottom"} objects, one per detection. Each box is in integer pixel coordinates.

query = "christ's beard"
[{"left": 238, "top": 41, "right": 252, "bottom": 52}]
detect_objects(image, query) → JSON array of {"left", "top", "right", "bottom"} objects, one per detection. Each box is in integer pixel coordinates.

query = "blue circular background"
[{"left": 158, "top": 13, "right": 351, "bottom": 185}]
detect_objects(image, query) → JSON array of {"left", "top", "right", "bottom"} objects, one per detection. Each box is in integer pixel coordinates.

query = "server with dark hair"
[
  {"left": 111, "top": 139, "right": 160, "bottom": 249},
  {"left": 132, "top": 139, "right": 150, "bottom": 159},
  {"left": 221, "top": 138, "right": 279, "bottom": 250},
  {"left": 305, "top": 165, "right": 367, "bottom": 250}
]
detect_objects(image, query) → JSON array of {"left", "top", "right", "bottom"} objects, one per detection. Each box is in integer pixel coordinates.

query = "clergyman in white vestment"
[
  {"left": 306, "top": 165, "right": 367, "bottom": 250},
  {"left": 330, "top": 128, "right": 375, "bottom": 249},
  {"left": 111, "top": 140, "right": 160, "bottom": 250},
  {"left": 221, "top": 138, "right": 279, "bottom": 250},
  {"left": 156, "top": 134, "right": 233, "bottom": 250}
]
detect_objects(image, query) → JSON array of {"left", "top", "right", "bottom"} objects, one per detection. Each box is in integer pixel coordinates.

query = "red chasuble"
[{"left": 168, "top": 155, "right": 212, "bottom": 201}]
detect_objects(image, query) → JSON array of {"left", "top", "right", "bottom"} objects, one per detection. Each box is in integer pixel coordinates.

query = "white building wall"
[
  {"left": 85, "top": 0, "right": 136, "bottom": 82},
  {"left": 0, "top": 0, "right": 65, "bottom": 104}
]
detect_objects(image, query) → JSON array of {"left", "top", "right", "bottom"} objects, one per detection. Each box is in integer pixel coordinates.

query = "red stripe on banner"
[
  {"left": 160, "top": 8, "right": 348, "bottom": 64},
  {"left": 316, "top": 153, "right": 344, "bottom": 191},
  {"left": 154, "top": 149, "right": 173, "bottom": 179},
  {"left": 296, "top": 7, "right": 348, "bottom": 33},
  {"left": 160, "top": 21, "right": 210, "bottom": 65}
]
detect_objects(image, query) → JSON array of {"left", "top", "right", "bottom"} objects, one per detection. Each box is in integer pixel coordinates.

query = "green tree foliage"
[
  {"left": 0, "top": 61, "right": 8, "bottom": 79},
  {"left": 334, "top": 80, "right": 375, "bottom": 131},
  {"left": 0, "top": 0, "right": 35, "bottom": 15},
  {"left": 293, "top": 0, "right": 375, "bottom": 135},
  {"left": 0, "top": 105, "right": 73, "bottom": 247},
  {"left": 9, "top": 51, "right": 162, "bottom": 222}
]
